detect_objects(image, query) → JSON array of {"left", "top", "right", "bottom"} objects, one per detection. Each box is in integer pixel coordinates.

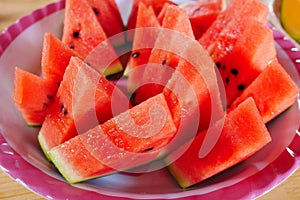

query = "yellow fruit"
[{"left": 280, "top": 0, "right": 300, "bottom": 42}]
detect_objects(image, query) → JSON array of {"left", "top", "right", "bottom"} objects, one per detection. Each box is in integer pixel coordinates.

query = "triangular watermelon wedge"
[
  {"left": 132, "top": 4, "right": 195, "bottom": 105},
  {"left": 86, "top": 0, "right": 125, "bottom": 46},
  {"left": 62, "top": 0, "right": 123, "bottom": 76},
  {"left": 125, "top": 2, "right": 161, "bottom": 93}
]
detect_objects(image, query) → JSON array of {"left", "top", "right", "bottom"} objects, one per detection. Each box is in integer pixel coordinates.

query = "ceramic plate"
[{"left": 0, "top": 0, "right": 299, "bottom": 199}]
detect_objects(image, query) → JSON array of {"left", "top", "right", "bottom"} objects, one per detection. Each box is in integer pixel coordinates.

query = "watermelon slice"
[
  {"left": 12, "top": 67, "right": 57, "bottom": 126},
  {"left": 231, "top": 60, "right": 299, "bottom": 123},
  {"left": 49, "top": 93, "right": 177, "bottom": 183},
  {"left": 125, "top": 2, "right": 160, "bottom": 93},
  {"left": 62, "top": 0, "right": 123, "bottom": 76},
  {"left": 216, "top": 19, "right": 276, "bottom": 106},
  {"left": 181, "top": 0, "right": 224, "bottom": 39},
  {"left": 206, "top": 0, "right": 268, "bottom": 60},
  {"left": 86, "top": 0, "right": 125, "bottom": 46},
  {"left": 133, "top": 4, "right": 195, "bottom": 105},
  {"left": 199, "top": 0, "right": 267, "bottom": 50},
  {"left": 41, "top": 32, "right": 78, "bottom": 85},
  {"left": 12, "top": 33, "right": 78, "bottom": 126},
  {"left": 126, "top": 0, "right": 176, "bottom": 30},
  {"left": 167, "top": 97, "right": 272, "bottom": 188},
  {"left": 38, "top": 57, "right": 129, "bottom": 158}
]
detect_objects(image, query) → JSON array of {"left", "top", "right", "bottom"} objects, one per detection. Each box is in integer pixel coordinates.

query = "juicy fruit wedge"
[
  {"left": 125, "top": 2, "right": 160, "bottom": 93},
  {"left": 181, "top": 0, "right": 224, "bottom": 39},
  {"left": 41, "top": 32, "right": 78, "bottom": 85},
  {"left": 133, "top": 4, "right": 195, "bottom": 105},
  {"left": 38, "top": 57, "right": 129, "bottom": 158},
  {"left": 167, "top": 97, "right": 271, "bottom": 188},
  {"left": 231, "top": 60, "right": 299, "bottom": 123},
  {"left": 86, "top": 0, "right": 125, "bottom": 46},
  {"left": 280, "top": 0, "right": 300, "bottom": 42},
  {"left": 62, "top": 0, "right": 123, "bottom": 76},
  {"left": 12, "top": 67, "right": 56, "bottom": 126},
  {"left": 49, "top": 93, "right": 177, "bottom": 183}
]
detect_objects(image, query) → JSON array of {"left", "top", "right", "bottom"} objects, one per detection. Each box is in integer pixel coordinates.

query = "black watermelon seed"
[
  {"left": 68, "top": 44, "right": 74, "bottom": 49},
  {"left": 47, "top": 95, "right": 53, "bottom": 100},
  {"left": 225, "top": 77, "right": 230, "bottom": 84},
  {"left": 162, "top": 60, "right": 167, "bottom": 65},
  {"left": 142, "top": 147, "right": 154, "bottom": 152},
  {"left": 237, "top": 84, "right": 245, "bottom": 91},
  {"left": 73, "top": 31, "right": 80, "bottom": 38},
  {"left": 93, "top": 7, "right": 99, "bottom": 15},
  {"left": 131, "top": 52, "right": 140, "bottom": 58},
  {"left": 216, "top": 62, "right": 221, "bottom": 68},
  {"left": 230, "top": 68, "right": 238, "bottom": 76}
]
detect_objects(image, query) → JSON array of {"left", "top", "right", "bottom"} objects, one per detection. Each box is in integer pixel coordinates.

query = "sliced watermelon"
[
  {"left": 38, "top": 57, "right": 129, "bottom": 158},
  {"left": 41, "top": 32, "right": 78, "bottom": 85},
  {"left": 199, "top": 0, "right": 267, "bottom": 50},
  {"left": 133, "top": 4, "right": 195, "bottom": 105},
  {"left": 163, "top": 58, "right": 224, "bottom": 135},
  {"left": 49, "top": 93, "right": 177, "bottom": 183},
  {"left": 125, "top": 2, "right": 160, "bottom": 93},
  {"left": 86, "top": 0, "right": 125, "bottom": 46},
  {"left": 62, "top": 0, "right": 123, "bottom": 76},
  {"left": 181, "top": 0, "right": 224, "bottom": 39},
  {"left": 167, "top": 97, "right": 272, "bottom": 188},
  {"left": 231, "top": 60, "right": 299, "bottom": 123},
  {"left": 126, "top": 0, "right": 176, "bottom": 30},
  {"left": 206, "top": 0, "right": 268, "bottom": 60},
  {"left": 216, "top": 19, "right": 276, "bottom": 106},
  {"left": 12, "top": 67, "right": 57, "bottom": 126}
]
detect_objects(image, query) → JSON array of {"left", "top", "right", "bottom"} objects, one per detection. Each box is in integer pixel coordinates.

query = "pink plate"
[{"left": 0, "top": 0, "right": 300, "bottom": 199}]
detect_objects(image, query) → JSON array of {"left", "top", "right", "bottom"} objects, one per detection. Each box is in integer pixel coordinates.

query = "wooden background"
[{"left": 0, "top": 0, "right": 299, "bottom": 199}]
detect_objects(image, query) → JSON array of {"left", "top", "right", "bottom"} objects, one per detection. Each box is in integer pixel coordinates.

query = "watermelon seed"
[
  {"left": 73, "top": 31, "right": 80, "bottom": 38},
  {"left": 131, "top": 52, "right": 140, "bottom": 58},
  {"left": 142, "top": 147, "right": 154, "bottom": 152},
  {"left": 237, "top": 84, "right": 245, "bottom": 91},
  {"left": 47, "top": 95, "right": 53, "bottom": 100},
  {"left": 230, "top": 68, "right": 238, "bottom": 76},
  {"left": 225, "top": 77, "right": 230, "bottom": 84},
  {"left": 68, "top": 44, "right": 75, "bottom": 49},
  {"left": 43, "top": 103, "right": 48, "bottom": 108},
  {"left": 222, "top": 65, "right": 226, "bottom": 70},
  {"left": 61, "top": 105, "right": 68, "bottom": 115},
  {"left": 216, "top": 62, "right": 221, "bottom": 68},
  {"left": 162, "top": 60, "right": 167, "bottom": 65},
  {"left": 93, "top": 7, "right": 99, "bottom": 15}
]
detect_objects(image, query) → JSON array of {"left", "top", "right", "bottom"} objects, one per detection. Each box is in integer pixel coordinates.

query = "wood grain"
[{"left": 0, "top": 0, "right": 299, "bottom": 199}]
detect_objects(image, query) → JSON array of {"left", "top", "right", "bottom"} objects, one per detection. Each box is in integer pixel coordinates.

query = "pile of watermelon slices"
[{"left": 12, "top": 0, "right": 299, "bottom": 189}]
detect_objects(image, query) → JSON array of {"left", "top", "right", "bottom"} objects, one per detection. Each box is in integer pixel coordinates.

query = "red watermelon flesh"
[
  {"left": 167, "top": 97, "right": 272, "bottom": 188},
  {"left": 181, "top": 0, "right": 224, "bottom": 39},
  {"left": 199, "top": 0, "right": 263, "bottom": 50},
  {"left": 86, "top": 0, "right": 125, "bottom": 46},
  {"left": 41, "top": 32, "right": 78, "bottom": 85},
  {"left": 127, "top": 0, "right": 176, "bottom": 31},
  {"left": 12, "top": 67, "right": 57, "bottom": 126},
  {"left": 125, "top": 2, "right": 160, "bottom": 93},
  {"left": 231, "top": 60, "right": 299, "bottom": 123},
  {"left": 216, "top": 20, "right": 276, "bottom": 106},
  {"left": 62, "top": 0, "right": 123, "bottom": 76},
  {"left": 133, "top": 4, "right": 195, "bottom": 105},
  {"left": 38, "top": 57, "right": 129, "bottom": 158},
  {"left": 49, "top": 93, "right": 177, "bottom": 183},
  {"left": 206, "top": 0, "right": 268, "bottom": 61}
]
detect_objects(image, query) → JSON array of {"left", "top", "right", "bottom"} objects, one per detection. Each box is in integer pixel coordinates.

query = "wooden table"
[{"left": 0, "top": 0, "right": 299, "bottom": 199}]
